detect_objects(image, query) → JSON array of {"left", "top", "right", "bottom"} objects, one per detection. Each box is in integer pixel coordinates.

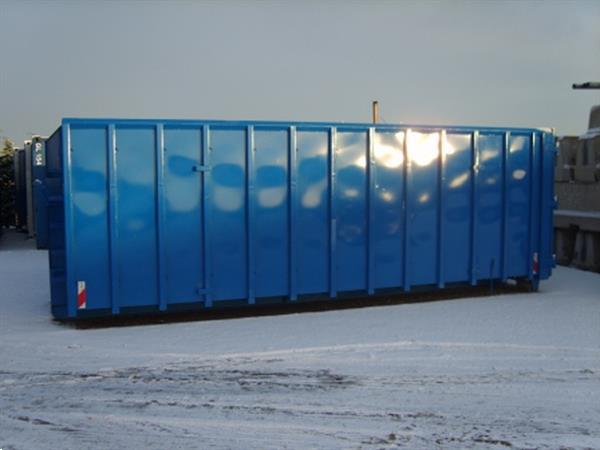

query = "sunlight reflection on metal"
[
  {"left": 374, "top": 143, "right": 404, "bottom": 168},
  {"left": 74, "top": 192, "right": 106, "bottom": 216},
  {"left": 449, "top": 171, "right": 469, "bottom": 189},
  {"left": 407, "top": 130, "right": 440, "bottom": 167},
  {"left": 380, "top": 190, "right": 395, "bottom": 203},
  {"left": 373, "top": 131, "right": 405, "bottom": 169},
  {"left": 345, "top": 188, "right": 360, "bottom": 198},
  {"left": 443, "top": 137, "right": 456, "bottom": 156},
  {"left": 301, "top": 179, "right": 327, "bottom": 208},
  {"left": 354, "top": 155, "right": 367, "bottom": 168},
  {"left": 258, "top": 186, "right": 286, "bottom": 208},
  {"left": 214, "top": 186, "right": 244, "bottom": 211},
  {"left": 480, "top": 149, "right": 497, "bottom": 163},
  {"left": 513, "top": 169, "right": 526, "bottom": 180}
]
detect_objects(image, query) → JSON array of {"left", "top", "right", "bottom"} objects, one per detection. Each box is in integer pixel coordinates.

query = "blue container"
[
  {"left": 31, "top": 136, "right": 49, "bottom": 249},
  {"left": 47, "top": 118, "right": 556, "bottom": 320}
]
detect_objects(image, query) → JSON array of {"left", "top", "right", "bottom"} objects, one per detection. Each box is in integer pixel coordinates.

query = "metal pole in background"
[{"left": 372, "top": 101, "right": 380, "bottom": 124}]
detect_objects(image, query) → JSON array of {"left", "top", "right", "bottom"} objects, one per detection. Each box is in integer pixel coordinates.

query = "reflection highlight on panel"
[
  {"left": 449, "top": 171, "right": 469, "bottom": 189},
  {"left": 258, "top": 186, "right": 286, "bottom": 208},
  {"left": 374, "top": 131, "right": 405, "bottom": 168},
  {"left": 407, "top": 130, "right": 439, "bottom": 167},
  {"left": 74, "top": 192, "right": 105, "bottom": 216},
  {"left": 404, "top": 129, "right": 458, "bottom": 166},
  {"left": 380, "top": 190, "right": 395, "bottom": 203},
  {"left": 513, "top": 169, "right": 526, "bottom": 180},
  {"left": 301, "top": 179, "right": 326, "bottom": 208},
  {"left": 418, "top": 192, "right": 430, "bottom": 204}
]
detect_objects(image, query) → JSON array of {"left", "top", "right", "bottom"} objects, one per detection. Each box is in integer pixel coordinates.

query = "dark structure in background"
[
  {"left": 555, "top": 104, "right": 600, "bottom": 272},
  {"left": 13, "top": 145, "right": 29, "bottom": 232},
  {"left": 573, "top": 82, "right": 600, "bottom": 90},
  {"left": 0, "top": 140, "right": 16, "bottom": 232},
  {"left": 13, "top": 142, "right": 36, "bottom": 237},
  {"left": 3, "top": 136, "right": 49, "bottom": 248}
]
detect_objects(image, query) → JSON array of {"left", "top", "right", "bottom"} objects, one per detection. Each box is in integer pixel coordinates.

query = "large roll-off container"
[{"left": 46, "top": 118, "right": 556, "bottom": 320}]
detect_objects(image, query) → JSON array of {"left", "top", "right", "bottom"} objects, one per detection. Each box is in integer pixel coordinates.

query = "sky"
[{"left": 1, "top": 0, "right": 599, "bottom": 144}]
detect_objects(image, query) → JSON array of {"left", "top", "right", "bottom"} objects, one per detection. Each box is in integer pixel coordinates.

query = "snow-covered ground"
[{"left": 1, "top": 231, "right": 599, "bottom": 450}]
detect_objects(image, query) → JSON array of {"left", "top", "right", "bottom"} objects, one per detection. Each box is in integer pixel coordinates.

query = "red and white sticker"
[
  {"left": 77, "top": 281, "right": 87, "bottom": 309},
  {"left": 532, "top": 252, "right": 539, "bottom": 275}
]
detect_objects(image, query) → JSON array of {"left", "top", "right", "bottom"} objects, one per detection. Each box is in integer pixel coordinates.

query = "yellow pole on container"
[{"left": 372, "top": 101, "right": 380, "bottom": 124}]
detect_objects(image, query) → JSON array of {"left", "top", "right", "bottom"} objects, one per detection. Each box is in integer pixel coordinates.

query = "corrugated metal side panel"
[
  {"left": 52, "top": 120, "right": 556, "bottom": 319},
  {"left": 45, "top": 128, "right": 67, "bottom": 318}
]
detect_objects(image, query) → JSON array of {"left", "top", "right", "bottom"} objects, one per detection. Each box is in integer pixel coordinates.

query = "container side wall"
[
  {"left": 296, "top": 130, "right": 329, "bottom": 294},
  {"left": 70, "top": 126, "right": 111, "bottom": 310},
  {"left": 163, "top": 126, "right": 204, "bottom": 304},
  {"left": 443, "top": 133, "right": 472, "bottom": 282},
  {"left": 210, "top": 127, "right": 247, "bottom": 300},
  {"left": 254, "top": 129, "right": 289, "bottom": 297},
  {"left": 373, "top": 131, "right": 405, "bottom": 289},
  {"left": 46, "top": 128, "right": 67, "bottom": 318},
  {"left": 115, "top": 127, "right": 159, "bottom": 307}
]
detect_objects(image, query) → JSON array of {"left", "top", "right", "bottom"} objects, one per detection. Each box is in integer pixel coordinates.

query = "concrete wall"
[{"left": 554, "top": 130, "right": 600, "bottom": 273}]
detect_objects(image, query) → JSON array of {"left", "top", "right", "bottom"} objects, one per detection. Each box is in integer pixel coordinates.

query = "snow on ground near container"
[{"left": 1, "top": 231, "right": 599, "bottom": 450}]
